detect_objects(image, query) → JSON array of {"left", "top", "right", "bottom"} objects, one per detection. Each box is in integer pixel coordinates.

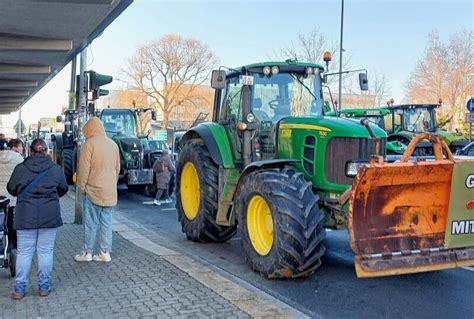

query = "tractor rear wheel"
[
  {"left": 176, "top": 140, "right": 236, "bottom": 242},
  {"left": 235, "top": 168, "right": 326, "bottom": 278}
]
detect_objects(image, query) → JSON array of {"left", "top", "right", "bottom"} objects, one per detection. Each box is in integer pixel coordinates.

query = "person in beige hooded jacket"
[{"left": 74, "top": 117, "right": 120, "bottom": 263}]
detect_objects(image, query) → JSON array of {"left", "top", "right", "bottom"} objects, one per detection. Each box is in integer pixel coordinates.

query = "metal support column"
[
  {"left": 338, "top": 0, "right": 344, "bottom": 111},
  {"left": 74, "top": 48, "right": 88, "bottom": 224}
]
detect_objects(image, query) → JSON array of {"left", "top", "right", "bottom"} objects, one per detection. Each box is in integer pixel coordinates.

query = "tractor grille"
[
  {"left": 303, "top": 135, "right": 316, "bottom": 175},
  {"left": 325, "top": 137, "right": 386, "bottom": 185}
]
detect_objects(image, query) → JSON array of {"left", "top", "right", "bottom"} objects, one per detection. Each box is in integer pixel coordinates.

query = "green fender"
[{"left": 180, "top": 123, "right": 235, "bottom": 168}]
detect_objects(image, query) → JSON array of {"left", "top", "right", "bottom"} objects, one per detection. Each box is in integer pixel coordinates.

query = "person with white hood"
[{"left": 0, "top": 139, "right": 24, "bottom": 208}]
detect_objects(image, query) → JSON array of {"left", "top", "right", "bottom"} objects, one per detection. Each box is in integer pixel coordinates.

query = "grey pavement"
[{"left": 0, "top": 193, "right": 250, "bottom": 318}]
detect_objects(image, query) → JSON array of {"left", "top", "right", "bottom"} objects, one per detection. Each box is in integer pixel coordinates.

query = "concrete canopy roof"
[{"left": 0, "top": 0, "right": 133, "bottom": 114}]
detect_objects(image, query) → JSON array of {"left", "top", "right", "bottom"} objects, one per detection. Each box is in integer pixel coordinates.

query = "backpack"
[{"left": 154, "top": 160, "right": 165, "bottom": 173}]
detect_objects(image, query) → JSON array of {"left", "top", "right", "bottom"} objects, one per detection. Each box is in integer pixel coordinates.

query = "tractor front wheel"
[
  {"left": 235, "top": 168, "right": 326, "bottom": 278},
  {"left": 176, "top": 140, "right": 236, "bottom": 242}
]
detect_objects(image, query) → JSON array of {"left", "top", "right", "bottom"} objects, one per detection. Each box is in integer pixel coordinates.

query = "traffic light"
[
  {"left": 88, "top": 70, "right": 113, "bottom": 101},
  {"left": 92, "top": 89, "right": 109, "bottom": 100}
]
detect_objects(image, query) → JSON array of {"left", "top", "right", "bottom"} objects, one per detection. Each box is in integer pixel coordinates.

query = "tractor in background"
[
  {"left": 385, "top": 104, "right": 469, "bottom": 155},
  {"left": 175, "top": 59, "right": 474, "bottom": 279},
  {"left": 52, "top": 110, "right": 79, "bottom": 183},
  {"left": 99, "top": 107, "right": 157, "bottom": 190}
]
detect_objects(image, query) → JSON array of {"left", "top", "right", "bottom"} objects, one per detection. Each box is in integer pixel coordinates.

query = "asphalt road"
[{"left": 116, "top": 186, "right": 474, "bottom": 319}]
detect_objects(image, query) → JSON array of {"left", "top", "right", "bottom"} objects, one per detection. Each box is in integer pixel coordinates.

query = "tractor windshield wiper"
[{"left": 289, "top": 73, "right": 319, "bottom": 102}]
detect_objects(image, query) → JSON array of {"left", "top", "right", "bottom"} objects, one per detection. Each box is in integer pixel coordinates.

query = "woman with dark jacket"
[{"left": 7, "top": 139, "right": 68, "bottom": 300}]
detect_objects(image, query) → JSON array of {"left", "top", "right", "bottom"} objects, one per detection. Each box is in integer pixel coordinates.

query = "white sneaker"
[
  {"left": 153, "top": 200, "right": 161, "bottom": 206},
  {"left": 165, "top": 199, "right": 172, "bottom": 203},
  {"left": 74, "top": 252, "right": 92, "bottom": 262},
  {"left": 93, "top": 251, "right": 111, "bottom": 263}
]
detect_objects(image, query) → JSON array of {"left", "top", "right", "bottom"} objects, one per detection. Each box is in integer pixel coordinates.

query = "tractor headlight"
[
  {"left": 305, "top": 67, "right": 314, "bottom": 75},
  {"left": 345, "top": 161, "right": 368, "bottom": 177},
  {"left": 263, "top": 66, "right": 271, "bottom": 75},
  {"left": 247, "top": 113, "right": 255, "bottom": 123},
  {"left": 271, "top": 66, "right": 280, "bottom": 75}
]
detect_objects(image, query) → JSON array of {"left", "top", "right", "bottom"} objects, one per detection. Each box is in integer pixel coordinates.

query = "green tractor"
[
  {"left": 385, "top": 104, "right": 469, "bottom": 155},
  {"left": 327, "top": 107, "right": 406, "bottom": 155},
  {"left": 99, "top": 108, "right": 157, "bottom": 189},
  {"left": 175, "top": 61, "right": 389, "bottom": 278},
  {"left": 176, "top": 61, "right": 474, "bottom": 278}
]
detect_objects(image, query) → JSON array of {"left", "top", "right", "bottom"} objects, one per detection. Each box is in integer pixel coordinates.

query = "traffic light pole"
[{"left": 74, "top": 48, "right": 88, "bottom": 225}]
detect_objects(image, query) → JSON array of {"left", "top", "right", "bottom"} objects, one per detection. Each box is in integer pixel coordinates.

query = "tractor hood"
[
  {"left": 279, "top": 116, "right": 387, "bottom": 138},
  {"left": 435, "top": 129, "right": 468, "bottom": 144}
]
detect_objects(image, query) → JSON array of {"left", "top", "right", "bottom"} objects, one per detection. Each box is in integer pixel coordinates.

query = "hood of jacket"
[
  {"left": 23, "top": 155, "right": 54, "bottom": 173},
  {"left": 0, "top": 150, "right": 23, "bottom": 164},
  {"left": 83, "top": 116, "right": 106, "bottom": 139}
]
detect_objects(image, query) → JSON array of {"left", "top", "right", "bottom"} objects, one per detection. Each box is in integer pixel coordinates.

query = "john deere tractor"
[
  {"left": 385, "top": 104, "right": 469, "bottom": 155},
  {"left": 176, "top": 61, "right": 474, "bottom": 278}
]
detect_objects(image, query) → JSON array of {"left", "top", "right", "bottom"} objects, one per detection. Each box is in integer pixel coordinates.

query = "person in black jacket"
[{"left": 7, "top": 139, "right": 68, "bottom": 300}]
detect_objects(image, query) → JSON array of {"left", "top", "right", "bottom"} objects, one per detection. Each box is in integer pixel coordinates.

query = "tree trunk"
[{"left": 162, "top": 111, "right": 169, "bottom": 129}]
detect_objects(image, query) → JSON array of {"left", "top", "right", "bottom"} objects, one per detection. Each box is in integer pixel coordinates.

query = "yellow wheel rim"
[
  {"left": 247, "top": 195, "right": 273, "bottom": 256},
  {"left": 180, "top": 162, "right": 200, "bottom": 220}
]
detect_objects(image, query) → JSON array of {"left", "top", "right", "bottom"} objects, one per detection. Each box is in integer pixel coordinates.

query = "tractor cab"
[
  {"left": 213, "top": 62, "right": 326, "bottom": 163},
  {"left": 101, "top": 109, "right": 138, "bottom": 139},
  {"left": 387, "top": 104, "right": 437, "bottom": 134}
]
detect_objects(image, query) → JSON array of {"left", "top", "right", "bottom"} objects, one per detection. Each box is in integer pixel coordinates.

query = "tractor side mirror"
[
  {"left": 359, "top": 72, "right": 369, "bottom": 91},
  {"left": 322, "top": 75, "right": 328, "bottom": 84},
  {"left": 56, "top": 115, "right": 63, "bottom": 123},
  {"left": 211, "top": 70, "right": 226, "bottom": 89},
  {"left": 151, "top": 110, "right": 157, "bottom": 121}
]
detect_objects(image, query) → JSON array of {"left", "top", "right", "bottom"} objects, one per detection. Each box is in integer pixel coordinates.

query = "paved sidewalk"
[{"left": 0, "top": 194, "right": 249, "bottom": 318}]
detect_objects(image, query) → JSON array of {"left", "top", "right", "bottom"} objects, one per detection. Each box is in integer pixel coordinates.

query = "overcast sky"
[{"left": 3, "top": 0, "right": 472, "bottom": 130}]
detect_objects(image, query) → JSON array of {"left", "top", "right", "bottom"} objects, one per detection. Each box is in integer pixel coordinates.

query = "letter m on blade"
[{"left": 452, "top": 221, "right": 466, "bottom": 235}]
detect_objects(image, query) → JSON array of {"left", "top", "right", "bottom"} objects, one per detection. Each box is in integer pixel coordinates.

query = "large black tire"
[
  {"left": 235, "top": 168, "right": 326, "bottom": 278},
  {"left": 62, "top": 148, "right": 75, "bottom": 184},
  {"left": 176, "top": 140, "right": 236, "bottom": 242}
]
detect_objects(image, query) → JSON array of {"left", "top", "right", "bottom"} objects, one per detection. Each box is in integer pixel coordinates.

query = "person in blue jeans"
[
  {"left": 74, "top": 117, "right": 120, "bottom": 263},
  {"left": 7, "top": 139, "right": 68, "bottom": 300}
]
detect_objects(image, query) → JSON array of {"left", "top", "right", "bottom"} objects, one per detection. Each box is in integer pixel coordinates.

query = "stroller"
[{"left": 0, "top": 196, "right": 16, "bottom": 277}]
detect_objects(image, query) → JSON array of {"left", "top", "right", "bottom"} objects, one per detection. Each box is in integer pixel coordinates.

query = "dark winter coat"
[
  {"left": 7, "top": 155, "right": 68, "bottom": 230},
  {"left": 153, "top": 155, "right": 175, "bottom": 190}
]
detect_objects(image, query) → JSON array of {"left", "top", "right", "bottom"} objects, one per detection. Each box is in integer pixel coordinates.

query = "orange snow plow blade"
[{"left": 349, "top": 133, "right": 474, "bottom": 277}]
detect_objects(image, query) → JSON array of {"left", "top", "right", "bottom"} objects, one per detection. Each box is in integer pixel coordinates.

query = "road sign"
[
  {"left": 467, "top": 98, "right": 474, "bottom": 112},
  {"left": 466, "top": 113, "right": 474, "bottom": 123}
]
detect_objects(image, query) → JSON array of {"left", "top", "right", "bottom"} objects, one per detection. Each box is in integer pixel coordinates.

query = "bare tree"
[
  {"left": 371, "top": 70, "right": 391, "bottom": 107},
  {"left": 406, "top": 30, "right": 473, "bottom": 131},
  {"left": 274, "top": 28, "right": 350, "bottom": 82},
  {"left": 122, "top": 34, "right": 218, "bottom": 128}
]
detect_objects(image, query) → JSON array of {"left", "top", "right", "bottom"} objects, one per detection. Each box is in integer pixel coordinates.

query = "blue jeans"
[
  {"left": 14, "top": 228, "right": 58, "bottom": 294},
  {"left": 82, "top": 194, "right": 113, "bottom": 253}
]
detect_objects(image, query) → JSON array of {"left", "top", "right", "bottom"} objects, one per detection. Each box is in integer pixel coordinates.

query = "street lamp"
[{"left": 338, "top": 0, "right": 344, "bottom": 111}]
